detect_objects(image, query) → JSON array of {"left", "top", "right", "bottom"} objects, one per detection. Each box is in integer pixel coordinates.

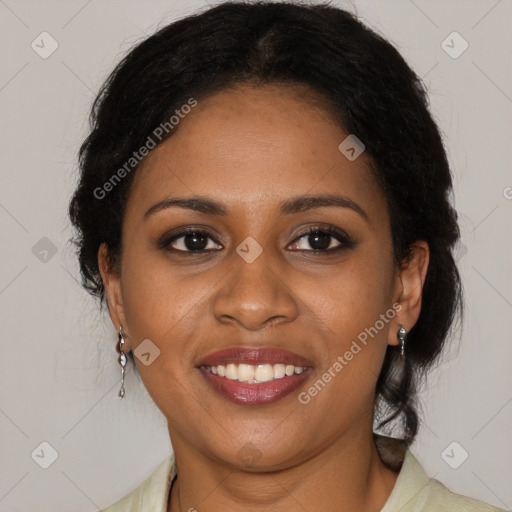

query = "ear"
[
  {"left": 388, "top": 240, "right": 429, "bottom": 347},
  {"left": 98, "top": 242, "right": 130, "bottom": 350}
]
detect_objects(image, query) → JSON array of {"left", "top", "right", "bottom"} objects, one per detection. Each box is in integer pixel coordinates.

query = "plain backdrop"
[{"left": 0, "top": 1, "right": 511, "bottom": 510}]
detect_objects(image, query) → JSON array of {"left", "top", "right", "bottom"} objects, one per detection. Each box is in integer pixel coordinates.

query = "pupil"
[
  {"left": 309, "top": 233, "right": 330, "bottom": 250},
  {"left": 184, "top": 232, "right": 207, "bottom": 251}
]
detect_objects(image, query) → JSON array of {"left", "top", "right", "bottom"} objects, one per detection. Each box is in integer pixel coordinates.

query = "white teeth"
[
  {"left": 254, "top": 364, "right": 274, "bottom": 382},
  {"left": 205, "top": 363, "right": 307, "bottom": 383},
  {"left": 237, "top": 364, "right": 255, "bottom": 382},
  {"left": 225, "top": 363, "right": 238, "bottom": 380},
  {"left": 273, "top": 364, "right": 286, "bottom": 379}
]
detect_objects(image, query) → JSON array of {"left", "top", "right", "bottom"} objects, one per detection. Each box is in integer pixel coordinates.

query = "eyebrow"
[{"left": 143, "top": 194, "right": 369, "bottom": 223}]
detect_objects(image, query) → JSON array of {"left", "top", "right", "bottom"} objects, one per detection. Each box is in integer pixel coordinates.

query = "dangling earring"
[
  {"left": 397, "top": 324, "right": 407, "bottom": 358},
  {"left": 117, "top": 326, "right": 128, "bottom": 399}
]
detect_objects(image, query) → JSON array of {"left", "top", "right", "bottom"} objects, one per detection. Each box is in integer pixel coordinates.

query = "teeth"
[
  {"left": 254, "top": 364, "right": 274, "bottom": 382},
  {"left": 274, "top": 364, "right": 285, "bottom": 379},
  {"left": 238, "top": 364, "right": 255, "bottom": 382},
  {"left": 225, "top": 363, "right": 238, "bottom": 380},
  {"left": 205, "top": 363, "right": 307, "bottom": 383}
]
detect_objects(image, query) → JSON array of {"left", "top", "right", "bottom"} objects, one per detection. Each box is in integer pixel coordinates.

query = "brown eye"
[
  {"left": 288, "top": 227, "right": 356, "bottom": 253},
  {"left": 160, "top": 229, "right": 222, "bottom": 253}
]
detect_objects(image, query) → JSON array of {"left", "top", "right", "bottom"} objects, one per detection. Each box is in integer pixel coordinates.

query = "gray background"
[{"left": 0, "top": 0, "right": 511, "bottom": 510}]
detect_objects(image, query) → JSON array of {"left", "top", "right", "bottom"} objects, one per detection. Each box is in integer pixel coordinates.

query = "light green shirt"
[{"left": 100, "top": 440, "right": 505, "bottom": 511}]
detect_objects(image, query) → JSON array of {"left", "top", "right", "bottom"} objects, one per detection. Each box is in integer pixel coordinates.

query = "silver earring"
[
  {"left": 397, "top": 324, "right": 407, "bottom": 357},
  {"left": 117, "top": 326, "right": 128, "bottom": 399}
]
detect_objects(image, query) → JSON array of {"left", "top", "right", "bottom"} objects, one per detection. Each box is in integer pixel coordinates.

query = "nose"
[{"left": 212, "top": 247, "right": 299, "bottom": 331}]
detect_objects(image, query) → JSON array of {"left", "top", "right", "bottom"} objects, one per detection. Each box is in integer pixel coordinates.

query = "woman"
[{"left": 68, "top": 1, "right": 505, "bottom": 510}]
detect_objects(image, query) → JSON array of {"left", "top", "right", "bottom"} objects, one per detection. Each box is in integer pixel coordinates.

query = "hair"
[{"left": 68, "top": 0, "right": 463, "bottom": 445}]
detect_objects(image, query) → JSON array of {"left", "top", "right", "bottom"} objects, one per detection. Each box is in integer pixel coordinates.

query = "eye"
[
  {"left": 288, "top": 226, "right": 355, "bottom": 253},
  {"left": 160, "top": 229, "right": 223, "bottom": 253},
  {"left": 159, "top": 226, "right": 355, "bottom": 255}
]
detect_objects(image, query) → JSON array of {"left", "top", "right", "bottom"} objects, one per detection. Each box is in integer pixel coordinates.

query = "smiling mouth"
[
  {"left": 197, "top": 347, "right": 314, "bottom": 404},
  {"left": 202, "top": 363, "right": 308, "bottom": 383},
  {"left": 199, "top": 363, "right": 313, "bottom": 405}
]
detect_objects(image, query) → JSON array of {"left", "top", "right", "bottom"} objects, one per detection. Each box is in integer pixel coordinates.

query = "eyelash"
[{"left": 158, "top": 226, "right": 356, "bottom": 255}]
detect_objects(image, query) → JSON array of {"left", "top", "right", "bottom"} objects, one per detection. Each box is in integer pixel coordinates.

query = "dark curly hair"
[{"left": 68, "top": 0, "right": 463, "bottom": 445}]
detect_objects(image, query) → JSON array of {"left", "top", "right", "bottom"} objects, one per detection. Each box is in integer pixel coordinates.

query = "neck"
[{"left": 167, "top": 426, "right": 400, "bottom": 512}]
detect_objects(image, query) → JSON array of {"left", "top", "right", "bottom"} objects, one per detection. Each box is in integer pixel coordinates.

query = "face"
[{"left": 99, "top": 84, "right": 428, "bottom": 470}]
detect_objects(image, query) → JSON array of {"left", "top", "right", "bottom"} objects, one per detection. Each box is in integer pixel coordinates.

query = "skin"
[{"left": 98, "top": 83, "right": 429, "bottom": 512}]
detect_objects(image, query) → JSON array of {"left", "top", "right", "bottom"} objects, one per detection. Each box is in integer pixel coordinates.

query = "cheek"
[
  {"left": 299, "top": 264, "right": 394, "bottom": 431},
  {"left": 119, "top": 253, "right": 206, "bottom": 414},
  {"left": 311, "top": 246, "right": 394, "bottom": 341},
  {"left": 306, "top": 243, "right": 394, "bottom": 394},
  {"left": 120, "top": 245, "right": 205, "bottom": 335},
  {"left": 118, "top": 246, "right": 211, "bottom": 401}
]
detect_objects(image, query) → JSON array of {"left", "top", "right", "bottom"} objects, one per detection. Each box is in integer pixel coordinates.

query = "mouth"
[{"left": 198, "top": 347, "right": 313, "bottom": 405}]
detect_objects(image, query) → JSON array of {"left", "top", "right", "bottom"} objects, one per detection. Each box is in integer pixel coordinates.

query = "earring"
[
  {"left": 397, "top": 324, "right": 407, "bottom": 357},
  {"left": 117, "top": 326, "right": 128, "bottom": 399}
]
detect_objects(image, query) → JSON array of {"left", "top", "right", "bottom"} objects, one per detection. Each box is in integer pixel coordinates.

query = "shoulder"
[
  {"left": 409, "top": 476, "right": 506, "bottom": 511},
  {"left": 379, "top": 443, "right": 506, "bottom": 512},
  {"left": 99, "top": 453, "right": 176, "bottom": 512}
]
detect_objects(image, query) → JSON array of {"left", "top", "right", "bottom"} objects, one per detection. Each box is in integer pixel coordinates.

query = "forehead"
[{"left": 128, "top": 84, "right": 385, "bottom": 221}]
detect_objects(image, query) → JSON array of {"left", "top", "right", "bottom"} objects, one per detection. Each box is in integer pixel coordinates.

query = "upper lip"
[{"left": 198, "top": 347, "right": 313, "bottom": 367}]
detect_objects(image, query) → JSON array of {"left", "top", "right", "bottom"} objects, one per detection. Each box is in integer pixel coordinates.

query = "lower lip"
[{"left": 199, "top": 367, "right": 312, "bottom": 405}]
